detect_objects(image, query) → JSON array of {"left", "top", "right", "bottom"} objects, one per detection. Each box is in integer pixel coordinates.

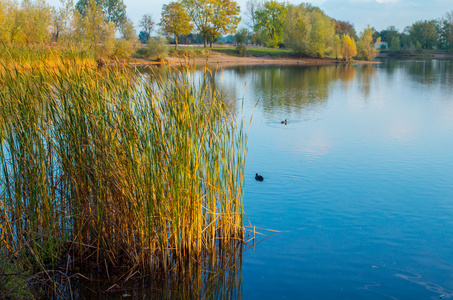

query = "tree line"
[
  {"left": 0, "top": 0, "right": 138, "bottom": 58},
  {"left": 1, "top": 0, "right": 452, "bottom": 60},
  {"left": 375, "top": 13, "right": 453, "bottom": 51}
]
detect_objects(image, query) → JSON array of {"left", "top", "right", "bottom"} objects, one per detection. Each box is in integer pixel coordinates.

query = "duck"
[
  {"left": 255, "top": 173, "right": 264, "bottom": 181},
  {"left": 281, "top": 119, "right": 287, "bottom": 125}
]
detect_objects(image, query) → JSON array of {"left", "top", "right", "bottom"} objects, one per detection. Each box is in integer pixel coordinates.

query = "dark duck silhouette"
[
  {"left": 281, "top": 119, "right": 287, "bottom": 125},
  {"left": 255, "top": 173, "right": 264, "bottom": 181}
]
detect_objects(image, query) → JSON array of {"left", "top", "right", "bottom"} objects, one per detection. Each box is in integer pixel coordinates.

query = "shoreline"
[{"left": 116, "top": 52, "right": 380, "bottom": 68}]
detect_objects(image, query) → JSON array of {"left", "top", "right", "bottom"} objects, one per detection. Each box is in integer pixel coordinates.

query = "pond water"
[{"left": 213, "top": 59, "right": 453, "bottom": 299}]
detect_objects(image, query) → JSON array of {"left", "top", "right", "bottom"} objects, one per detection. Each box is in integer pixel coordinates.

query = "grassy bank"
[
  {"left": 378, "top": 49, "right": 453, "bottom": 58},
  {"left": 208, "top": 46, "right": 295, "bottom": 58},
  {"left": 0, "top": 62, "right": 247, "bottom": 296}
]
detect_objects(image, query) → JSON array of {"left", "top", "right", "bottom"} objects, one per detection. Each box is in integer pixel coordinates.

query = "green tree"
[
  {"left": 284, "top": 3, "right": 310, "bottom": 55},
  {"left": 357, "top": 26, "right": 380, "bottom": 61},
  {"left": 307, "top": 10, "right": 335, "bottom": 57},
  {"left": 439, "top": 11, "right": 453, "bottom": 49},
  {"left": 75, "top": 0, "right": 126, "bottom": 29},
  {"left": 379, "top": 26, "right": 401, "bottom": 49},
  {"left": 105, "top": 0, "right": 126, "bottom": 27},
  {"left": 74, "top": 0, "right": 116, "bottom": 57},
  {"left": 408, "top": 20, "right": 439, "bottom": 49},
  {"left": 340, "top": 34, "right": 356, "bottom": 60},
  {"left": 0, "top": 0, "right": 16, "bottom": 44},
  {"left": 139, "top": 14, "right": 154, "bottom": 42},
  {"left": 183, "top": 0, "right": 240, "bottom": 48},
  {"left": 159, "top": 2, "right": 193, "bottom": 50},
  {"left": 332, "top": 34, "right": 341, "bottom": 60},
  {"left": 254, "top": 0, "right": 287, "bottom": 48},
  {"left": 235, "top": 28, "right": 249, "bottom": 45}
]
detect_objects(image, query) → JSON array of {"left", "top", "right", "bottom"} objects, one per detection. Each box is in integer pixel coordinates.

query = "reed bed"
[
  {"left": 0, "top": 62, "right": 247, "bottom": 295},
  {"left": 0, "top": 44, "right": 96, "bottom": 72}
]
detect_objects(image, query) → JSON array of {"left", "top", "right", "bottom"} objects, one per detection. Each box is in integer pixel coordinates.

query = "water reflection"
[
  {"left": 41, "top": 242, "right": 243, "bottom": 299},
  {"left": 135, "top": 60, "right": 453, "bottom": 299},
  {"left": 220, "top": 65, "right": 358, "bottom": 120},
  {"left": 207, "top": 59, "right": 453, "bottom": 300},
  {"left": 356, "top": 64, "right": 377, "bottom": 98},
  {"left": 378, "top": 59, "right": 453, "bottom": 88}
]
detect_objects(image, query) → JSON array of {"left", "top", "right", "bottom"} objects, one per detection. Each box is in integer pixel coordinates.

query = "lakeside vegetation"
[
  {"left": 1, "top": 0, "right": 452, "bottom": 64},
  {"left": 1, "top": 0, "right": 452, "bottom": 297},
  {"left": 0, "top": 60, "right": 247, "bottom": 297}
]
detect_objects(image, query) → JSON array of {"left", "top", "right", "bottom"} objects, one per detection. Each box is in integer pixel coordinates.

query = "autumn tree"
[
  {"left": 207, "top": 0, "right": 240, "bottom": 46},
  {"left": 340, "top": 34, "right": 357, "bottom": 60},
  {"left": 10, "top": 0, "right": 52, "bottom": 46},
  {"left": 139, "top": 14, "right": 154, "bottom": 42},
  {"left": 332, "top": 34, "right": 341, "bottom": 60},
  {"left": 333, "top": 19, "right": 357, "bottom": 40},
  {"left": 307, "top": 10, "right": 335, "bottom": 57},
  {"left": 254, "top": 0, "right": 287, "bottom": 48},
  {"left": 120, "top": 19, "right": 135, "bottom": 40},
  {"left": 284, "top": 3, "right": 334, "bottom": 57},
  {"left": 74, "top": 0, "right": 116, "bottom": 57},
  {"left": 284, "top": 4, "right": 310, "bottom": 55},
  {"left": 159, "top": 2, "right": 193, "bottom": 50},
  {"left": 52, "top": 0, "right": 75, "bottom": 43},
  {"left": 111, "top": 18, "right": 138, "bottom": 58},
  {"left": 182, "top": 0, "right": 240, "bottom": 48},
  {"left": 357, "top": 26, "right": 380, "bottom": 61}
]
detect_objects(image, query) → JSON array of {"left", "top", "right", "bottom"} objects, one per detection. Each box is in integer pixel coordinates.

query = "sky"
[{"left": 48, "top": 0, "right": 452, "bottom": 34}]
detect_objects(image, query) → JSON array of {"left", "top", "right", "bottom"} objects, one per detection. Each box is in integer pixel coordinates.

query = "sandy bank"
[{"left": 118, "top": 52, "right": 379, "bottom": 68}]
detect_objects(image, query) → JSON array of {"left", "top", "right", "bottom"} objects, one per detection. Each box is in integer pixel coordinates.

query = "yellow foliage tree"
[
  {"left": 358, "top": 26, "right": 380, "bottom": 61},
  {"left": 308, "top": 10, "right": 335, "bottom": 58},
  {"left": 10, "top": 0, "right": 52, "bottom": 46},
  {"left": 340, "top": 34, "right": 357, "bottom": 61},
  {"left": 0, "top": 0, "right": 16, "bottom": 44},
  {"left": 74, "top": 0, "right": 116, "bottom": 58},
  {"left": 159, "top": 1, "right": 193, "bottom": 50},
  {"left": 183, "top": 0, "right": 240, "bottom": 48}
]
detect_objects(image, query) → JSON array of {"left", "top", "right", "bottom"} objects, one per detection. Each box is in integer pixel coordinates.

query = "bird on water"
[
  {"left": 255, "top": 173, "right": 264, "bottom": 181},
  {"left": 281, "top": 119, "right": 287, "bottom": 125}
]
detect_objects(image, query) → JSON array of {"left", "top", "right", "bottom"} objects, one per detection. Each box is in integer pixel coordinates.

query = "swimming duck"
[
  {"left": 255, "top": 173, "right": 264, "bottom": 181},
  {"left": 281, "top": 119, "right": 287, "bottom": 124}
]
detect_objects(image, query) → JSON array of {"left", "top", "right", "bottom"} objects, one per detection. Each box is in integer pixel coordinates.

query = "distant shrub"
[
  {"left": 148, "top": 37, "right": 169, "bottom": 60},
  {"left": 112, "top": 38, "right": 136, "bottom": 59},
  {"left": 235, "top": 44, "right": 246, "bottom": 56},
  {"left": 134, "top": 46, "right": 149, "bottom": 58}
]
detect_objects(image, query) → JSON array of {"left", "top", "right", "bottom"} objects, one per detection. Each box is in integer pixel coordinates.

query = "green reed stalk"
[{"left": 0, "top": 63, "right": 247, "bottom": 286}]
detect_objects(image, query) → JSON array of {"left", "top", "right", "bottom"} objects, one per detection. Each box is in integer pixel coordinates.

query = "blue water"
[{"left": 215, "top": 60, "right": 453, "bottom": 299}]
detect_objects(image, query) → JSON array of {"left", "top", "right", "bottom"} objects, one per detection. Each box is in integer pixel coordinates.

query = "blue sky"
[
  {"left": 48, "top": 0, "right": 452, "bottom": 34},
  {"left": 126, "top": 0, "right": 451, "bottom": 33}
]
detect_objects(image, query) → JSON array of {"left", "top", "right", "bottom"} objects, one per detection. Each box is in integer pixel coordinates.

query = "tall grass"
[
  {"left": 0, "top": 62, "right": 247, "bottom": 294},
  {"left": 0, "top": 44, "right": 96, "bottom": 71}
]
